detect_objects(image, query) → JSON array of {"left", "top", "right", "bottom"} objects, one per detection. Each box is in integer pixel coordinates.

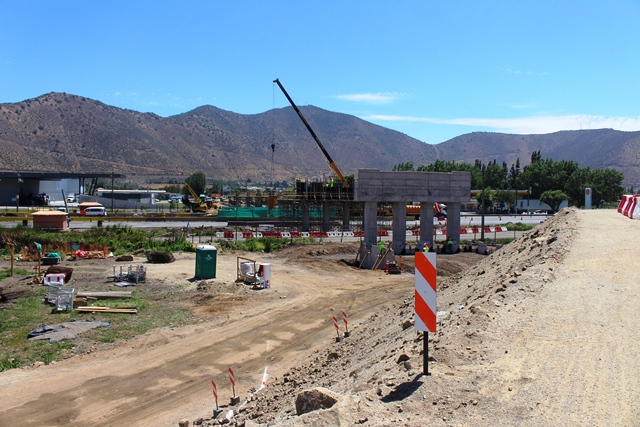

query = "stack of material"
[{"left": 75, "top": 306, "right": 137, "bottom": 314}]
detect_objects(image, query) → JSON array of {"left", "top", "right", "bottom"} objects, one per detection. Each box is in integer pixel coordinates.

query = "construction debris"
[
  {"left": 0, "top": 288, "right": 26, "bottom": 302},
  {"left": 75, "top": 306, "right": 137, "bottom": 314},
  {"left": 108, "top": 265, "right": 146, "bottom": 283},
  {"left": 76, "top": 291, "right": 132, "bottom": 299}
]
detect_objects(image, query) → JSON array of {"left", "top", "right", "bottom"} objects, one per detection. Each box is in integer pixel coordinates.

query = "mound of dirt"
[{"left": 231, "top": 208, "right": 578, "bottom": 426}]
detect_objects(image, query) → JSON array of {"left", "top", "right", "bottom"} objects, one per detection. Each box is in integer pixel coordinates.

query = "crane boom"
[{"left": 273, "top": 78, "right": 348, "bottom": 187}]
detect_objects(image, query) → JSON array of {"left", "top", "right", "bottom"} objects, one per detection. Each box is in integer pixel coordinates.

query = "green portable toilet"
[{"left": 195, "top": 244, "right": 217, "bottom": 279}]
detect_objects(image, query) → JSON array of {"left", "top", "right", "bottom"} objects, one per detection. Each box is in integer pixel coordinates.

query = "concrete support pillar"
[
  {"left": 359, "top": 201, "right": 380, "bottom": 269},
  {"left": 342, "top": 202, "right": 351, "bottom": 231},
  {"left": 363, "top": 201, "right": 378, "bottom": 248},
  {"left": 446, "top": 202, "right": 462, "bottom": 253},
  {"left": 302, "top": 203, "right": 310, "bottom": 232},
  {"left": 323, "top": 202, "right": 331, "bottom": 232},
  {"left": 419, "top": 202, "right": 434, "bottom": 250},
  {"left": 392, "top": 202, "right": 406, "bottom": 254}
]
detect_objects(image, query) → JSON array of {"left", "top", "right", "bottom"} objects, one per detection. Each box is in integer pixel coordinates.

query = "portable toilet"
[{"left": 195, "top": 244, "right": 217, "bottom": 279}]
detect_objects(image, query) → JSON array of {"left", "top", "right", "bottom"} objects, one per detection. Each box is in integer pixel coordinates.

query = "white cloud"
[
  {"left": 334, "top": 92, "right": 406, "bottom": 105},
  {"left": 363, "top": 114, "right": 640, "bottom": 134}
]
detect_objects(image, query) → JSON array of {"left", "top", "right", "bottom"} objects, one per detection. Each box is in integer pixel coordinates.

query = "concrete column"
[
  {"left": 446, "top": 202, "right": 462, "bottom": 253},
  {"left": 342, "top": 202, "right": 351, "bottom": 231},
  {"left": 359, "top": 201, "right": 379, "bottom": 269},
  {"left": 323, "top": 202, "right": 331, "bottom": 232},
  {"left": 392, "top": 202, "right": 406, "bottom": 254},
  {"left": 419, "top": 202, "right": 434, "bottom": 250},
  {"left": 363, "top": 201, "right": 378, "bottom": 248},
  {"left": 302, "top": 203, "right": 310, "bottom": 232}
]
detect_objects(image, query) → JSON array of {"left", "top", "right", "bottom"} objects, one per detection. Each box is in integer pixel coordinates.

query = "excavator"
[
  {"left": 181, "top": 183, "right": 213, "bottom": 212},
  {"left": 273, "top": 78, "right": 349, "bottom": 188}
]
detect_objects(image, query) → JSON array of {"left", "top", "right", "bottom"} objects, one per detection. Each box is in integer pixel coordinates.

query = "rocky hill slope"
[{"left": 1, "top": 92, "right": 638, "bottom": 184}]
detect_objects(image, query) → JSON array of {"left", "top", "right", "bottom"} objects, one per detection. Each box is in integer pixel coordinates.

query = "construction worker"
[
  {"left": 423, "top": 243, "right": 429, "bottom": 252},
  {"left": 378, "top": 240, "right": 385, "bottom": 253},
  {"left": 446, "top": 237, "right": 453, "bottom": 254}
]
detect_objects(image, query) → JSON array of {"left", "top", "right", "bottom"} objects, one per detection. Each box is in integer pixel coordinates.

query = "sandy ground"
[{"left": 0, "top": 209, "right": 638, "bottom": 426}]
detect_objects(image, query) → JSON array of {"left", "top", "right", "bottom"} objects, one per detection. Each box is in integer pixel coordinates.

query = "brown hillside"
[{"left": 1, "top": 92, "right": 638, "bottom": 185}]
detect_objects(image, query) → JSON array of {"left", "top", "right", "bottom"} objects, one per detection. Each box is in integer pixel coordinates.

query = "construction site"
[
  {"left": 0, "top": 81, "right": 637, "bottom": 427},
  {"left": 0, "top": 207, "right": 638, "bottom": 426}
]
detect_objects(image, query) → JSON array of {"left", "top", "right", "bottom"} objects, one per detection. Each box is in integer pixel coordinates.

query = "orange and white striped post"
[
  {"left": 342, "top": 310, "right": 350, "bottom": 337},
  {"left": 415, "top": 251, "right": 436, "bottom": 375},
  {"left": 228, "top": 367, "right": 239, "bottom": 404},
  {"left": 332, "top": 315, "right": 341, "bottom": 342},
  {"left": 211, "top": 379, "right": 219, "bottom": 411}
]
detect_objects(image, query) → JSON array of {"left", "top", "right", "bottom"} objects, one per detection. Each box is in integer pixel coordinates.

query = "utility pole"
[
  {"left": 16, "top": 173, "right": 22, "bottom": 213},
  {"left": 481, "top": 164, "right": 486, "bottom": 241},
  {"left": 270, "top": 143, "right": 275, "bottom": 193},
  {"left": 111, "top": 172, "right": 114, "bottom": 213}
]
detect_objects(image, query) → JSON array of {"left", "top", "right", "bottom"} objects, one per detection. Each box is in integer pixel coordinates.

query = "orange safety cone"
[{"left": 385, "top": 260, "right": 390, "bottom": 272}]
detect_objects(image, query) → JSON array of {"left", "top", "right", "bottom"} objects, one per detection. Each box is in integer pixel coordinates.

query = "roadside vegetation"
[{"left": 0, "top": 285, "right": 191, "bottom": 372}]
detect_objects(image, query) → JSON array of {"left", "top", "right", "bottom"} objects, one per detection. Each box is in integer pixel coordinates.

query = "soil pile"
[{"left": 231, "top": 208, "right": 578, "bottom": 426}]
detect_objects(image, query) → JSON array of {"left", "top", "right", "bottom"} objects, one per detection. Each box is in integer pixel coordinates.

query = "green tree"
[
  {"left": 531, "top": 150, "right": 542, "bottom": 164},
  {"left": 540, "top": 190, "right": 568, "bottom": 212},
  {"left": 163, "top": 184, "right": 182, "bottom": 194},
  {"left": 472, "top": 186, "right": 494, "bottom": 212},
  {"left": 209, "top": 180, "right": 223, "bottom": 194},
  {"left": 185, "top": 171, "right": 207, "bottom": 196},
  {"left": 564, "top": 167, "right": 591, "bottom": 207},
  {"left": 392, "top": 162, "right": 415, "bottom": 171},
  {"left": 493, "top": 189, "right": 515, "bottom": 212},
  {"left": 587, "top": 168, "right": 624, "bottom": 208}
]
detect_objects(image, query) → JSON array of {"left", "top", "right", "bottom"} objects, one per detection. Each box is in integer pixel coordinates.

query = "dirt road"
[{"left": 476, "top": 209, "right": 640, "bottom": 425}]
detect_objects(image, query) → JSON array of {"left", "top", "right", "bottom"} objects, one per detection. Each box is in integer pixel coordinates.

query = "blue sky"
[{"left": 1, "top": 1, "right": 639, "bottom": 144}]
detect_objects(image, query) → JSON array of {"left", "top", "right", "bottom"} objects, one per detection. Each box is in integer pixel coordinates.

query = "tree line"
[{"left": 392, "top": 151, "right": 624, "bottom": 211}]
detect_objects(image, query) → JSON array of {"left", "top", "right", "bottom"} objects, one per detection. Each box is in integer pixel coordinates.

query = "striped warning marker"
[
  {"left": 211, "top": 379, "right": 218, "bottom": 399},
  {"left": 332, "top": 315, "right": 341, "bottom": 341},
  {"left": 415, "top": 251, "right": 436, "bottom": 333},
  {"left": 228, "top": 367, "right": 235, "bottom": 387},
  {"left": 342, "top": 310, "right": 350, "bottom": 337}
]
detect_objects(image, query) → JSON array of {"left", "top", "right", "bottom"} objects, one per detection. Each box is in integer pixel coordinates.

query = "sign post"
[
  {"left": 415, "top": 251, "right": 436, "bottom": 375},
  {"left": 332, "top": 316, "right": 341, "bottom": 342},
  {"left": 342, "top": 310, "right": 350, "bottom": 337}
]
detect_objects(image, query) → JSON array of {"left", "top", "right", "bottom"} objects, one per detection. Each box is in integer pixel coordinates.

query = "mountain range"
[{"left": 0, "top": 92, "right": 638, "bottom": 186}]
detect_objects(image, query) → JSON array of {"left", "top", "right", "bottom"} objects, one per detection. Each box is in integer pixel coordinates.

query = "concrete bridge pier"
[{"left": 392, "top": 202, "right": 406, "bottom": 254}]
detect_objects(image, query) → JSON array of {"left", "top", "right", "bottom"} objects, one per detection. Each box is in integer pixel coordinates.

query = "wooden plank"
[
  {"left": 76, "top": 291, "right": 132, "bottom": 299},
  {"left": 75, "top": 307, "right": 137, "bottom": 314}
]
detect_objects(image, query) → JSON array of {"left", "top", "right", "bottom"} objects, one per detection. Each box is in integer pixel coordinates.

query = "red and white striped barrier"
[
  {"left": 415, "top": 251, "right": 436, "bottom": 375},
  {"left": 415, "top": 252, "right": 437, "bottom": 333},
  {"left": 215, "top": 226, "right": 511, "bottom": 240}
]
